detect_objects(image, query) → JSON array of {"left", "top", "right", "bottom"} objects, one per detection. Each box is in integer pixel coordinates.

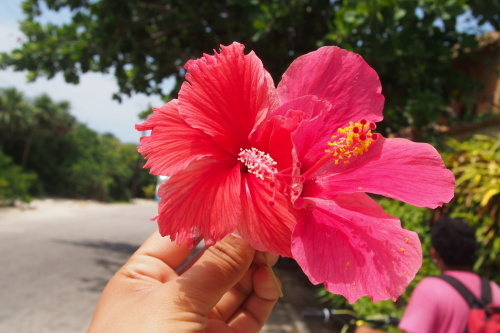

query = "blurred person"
[
  {"left": 87, "top": 232, "right": 280, "bottom": 333},
  {"left": 357, "top": 217, "right": 500, "bottom": 333}
]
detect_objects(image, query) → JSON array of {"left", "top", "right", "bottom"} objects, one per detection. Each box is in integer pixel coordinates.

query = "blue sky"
[{"left": 0, "top": 0, "right": 170, "bottom": 144}]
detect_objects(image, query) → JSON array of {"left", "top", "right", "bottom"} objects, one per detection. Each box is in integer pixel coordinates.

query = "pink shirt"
[{"left": 399, "top": 271, "right": 500, "bottom": 333}]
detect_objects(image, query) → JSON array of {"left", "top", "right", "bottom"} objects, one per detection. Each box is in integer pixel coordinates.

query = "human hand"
[{"left": 87, "top": 231, "right": 280, "bottom": 333}]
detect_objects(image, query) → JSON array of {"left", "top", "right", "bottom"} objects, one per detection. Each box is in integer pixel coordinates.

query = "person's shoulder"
[
  {"left": 399, "top": 277, "right": 445, "bottom": 333},
  {"left": 410, "top": 276, "right": 451, "bottom": 298},
  {"left": 490, "top": 279, "right": 500, "bottom": 289},
  {"left": 416, "top": 276, "right": 452, "bottom": 289},
  {"left": 490, "top": 280, "right": 500, "bottom": 302}
]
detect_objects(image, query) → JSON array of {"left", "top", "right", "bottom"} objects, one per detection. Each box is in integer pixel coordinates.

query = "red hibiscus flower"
[
  {"left": 136, "top": 42, "right": 299, "bottom": 256},
  {"left": 137, "top": 42, "right": 455, "bottom": 302}
]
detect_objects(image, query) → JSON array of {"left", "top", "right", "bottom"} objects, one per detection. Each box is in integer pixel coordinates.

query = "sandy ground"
[{"left": 0, "top": 199, "right": 330, "bottom": 333}]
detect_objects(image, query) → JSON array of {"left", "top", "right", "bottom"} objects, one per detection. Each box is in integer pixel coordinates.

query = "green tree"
[
  {"left": 60, "top": 129, "right": 154, "bottom": 201},
  {"left": 0, "top": 150, "right": 37, "bottom": 205},
  {"left": 0, "top": 88, "right": 155, "bottom": 201},
  {"left": 23, "top": 93, "right": 73, "bottom": 167},
  {"left": 0, "top": 88, "right": 34, "bottom": 149},
  {"left": 0, "top": 88, "right": 75, "bottom": 169},
  {"left": 1, "top": 0, "right": 497, "bottom": 139}
]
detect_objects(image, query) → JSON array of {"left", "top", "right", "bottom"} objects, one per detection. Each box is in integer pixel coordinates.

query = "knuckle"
[{"left": 208, "top": 236, "right": 254, "bottom": 273}]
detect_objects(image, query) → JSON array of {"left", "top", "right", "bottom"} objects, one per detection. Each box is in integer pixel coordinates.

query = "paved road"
[{"left": 0, "top": 199, "right": 311, "bottom": 333}]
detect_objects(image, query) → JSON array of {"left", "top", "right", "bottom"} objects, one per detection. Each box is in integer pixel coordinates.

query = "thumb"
[{"left": 172, "top": 235, "right": 255, "bottom": 315}]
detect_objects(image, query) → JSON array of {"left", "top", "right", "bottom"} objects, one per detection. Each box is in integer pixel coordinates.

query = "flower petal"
[
  {"left": 291, "top": 108, "right": 334, "bottom": 170},
  {"left": 270, "top": 95, "right": 330, "bottom": 119},
  {"left": 179, "top": 42, "right": 279, "bottom": 154},
  {"left": 291, "top": 193, "right": 422, "bottom": 303},
  {"left": 307, "top": 137, "right": 455, "bottom": 208},
  {"left": 250, "top": 110, "right": 305, "bottom": 173},
  {"left": 156, "top": 157, "right": 241, "bottom": 247},
  {"left": 238, "top": 174, "right": 297, "bottom": 257},
  {"left": 136, "top": 100, "right": 225, "bottom": 176},
  {"left": 278, "top": 46, "right": 385, "bottom": 127},
  {"left": 237, "top": 112, "right": 303, "bottom": 256}
]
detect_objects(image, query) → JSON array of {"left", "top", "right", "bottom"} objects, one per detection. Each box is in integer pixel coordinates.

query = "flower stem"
[{"left": 262, "top": 252, "right": 284, "bottom": 298}]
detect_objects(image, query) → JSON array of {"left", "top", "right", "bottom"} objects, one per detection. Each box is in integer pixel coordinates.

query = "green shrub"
[
  {"left": 141, "top": 184, "right": 156, "bottom": 199},
  {"left": 442, "top": 134, "right": 500, "bottom": 279},
  {"left": 0, "top": 150, "right": 37, "bottom": 205}
]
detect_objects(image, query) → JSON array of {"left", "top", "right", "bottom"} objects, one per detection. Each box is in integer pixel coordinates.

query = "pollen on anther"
[{"left": 326, "top": 119, "right": 378, "bottom": 164}]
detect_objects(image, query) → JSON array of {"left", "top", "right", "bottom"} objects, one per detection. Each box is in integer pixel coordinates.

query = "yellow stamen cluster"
[{"left": 326, "top": 120, "right": 378, "bottom": 164}]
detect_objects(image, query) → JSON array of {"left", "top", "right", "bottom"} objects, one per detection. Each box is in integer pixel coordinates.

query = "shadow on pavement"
[
  {"left": 54, "top": 239, "right": 140, "bottom": 255},
  {"left": 53, "top": 239, "right": 141, "bottom": 293}
]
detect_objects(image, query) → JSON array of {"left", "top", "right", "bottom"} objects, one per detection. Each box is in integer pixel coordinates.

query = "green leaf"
[
  {"left": 394, "top": 7, "right": 406, "bottom": 20},
  {"left": 481, "top": 188, "right": 499, "bottom": 207}
]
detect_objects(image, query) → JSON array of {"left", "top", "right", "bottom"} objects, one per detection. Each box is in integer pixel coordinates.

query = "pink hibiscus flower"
[
  {"left": 276, "top": 47, "right": 455, "bottom": 302},
  {"left": 137, "top": 42, "right": 455, "bottom": 302}
]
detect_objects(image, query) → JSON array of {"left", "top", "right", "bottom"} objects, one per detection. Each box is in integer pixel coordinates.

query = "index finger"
[
  {"left": 123, "top": 230, "right": 196, "bottom": 283},
  {"left": 135, "top": 230, "right": 195, "bottom": 268}
]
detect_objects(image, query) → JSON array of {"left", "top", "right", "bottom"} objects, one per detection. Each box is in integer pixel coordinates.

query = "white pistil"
[{"left": 238, "top": 147, "right": 278, "bottom": 180}]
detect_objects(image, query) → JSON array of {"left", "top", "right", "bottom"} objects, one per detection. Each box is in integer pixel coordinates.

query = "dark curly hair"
[{"left": 431, "top": 217, "right": 477, "bottom": 267}]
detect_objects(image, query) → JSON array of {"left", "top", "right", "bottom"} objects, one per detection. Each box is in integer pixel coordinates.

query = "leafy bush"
[
  {"left": 58, "top": 125, "right": 155, "bottom": 202},
  {"left": 0, "top": 150, "right": 37, "bottom": 205},
  {"left": 442, "top": 134, "right": 500, "bottom": 278},
  {"left": 0, "top": 88, "right": 156, "bottom": 202},
  {"left": 141, "top": 184, "right": 156, "bottom": 199}
]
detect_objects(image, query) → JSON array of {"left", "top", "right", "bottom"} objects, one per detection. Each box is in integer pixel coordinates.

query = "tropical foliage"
[
  {"left": 0, "top": 150, "right": 37, "bottom": 205},
  {"left": 442, "top": 134, "right": 500, "bottom": 278},
  {"left": 0, "top": 88, "right": 155, "bottom": 204}
]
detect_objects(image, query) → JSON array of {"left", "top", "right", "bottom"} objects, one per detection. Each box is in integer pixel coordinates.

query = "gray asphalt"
[{"left": 0, "top": 199, "right": 309, "bottom": 333}]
